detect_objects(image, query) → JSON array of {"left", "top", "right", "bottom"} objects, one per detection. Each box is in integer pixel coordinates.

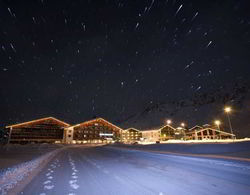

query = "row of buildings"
[{"left": 3, "top": 117, "right": 236, "bottom": 144}]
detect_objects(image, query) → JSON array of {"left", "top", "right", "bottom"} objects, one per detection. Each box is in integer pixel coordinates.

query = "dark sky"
[{"left": 0, "top": 0, "right": 250, "bottom": 127}]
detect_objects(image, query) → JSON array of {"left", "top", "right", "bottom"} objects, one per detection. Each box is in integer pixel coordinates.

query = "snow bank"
[
  {"left": 0, "top": 150, "right": 58, "bottom": 195},
  {"left": 0, "top": 143, "right": 63, "bottom": 170},
  {"left": 112, "top": 141, "right": 250, "bottom": 158},
  {"left": 139, "top": 138, "right": 250, "bottom": 145}
]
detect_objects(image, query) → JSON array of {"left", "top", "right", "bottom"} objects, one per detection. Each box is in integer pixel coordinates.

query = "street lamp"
[
  {"left": 166, "top": 120, "right": 172, "bottom": 125},
  {"left": 224, "top": 107, "right": 231, "bottom": 113},
  {"left": 224, "top": 106, "right": 234, "bottom": 139},
  {"left": 165, "top": 120, "right": 172, "bottom": 141},
  {"left": 214, "top": 120, "right": 221, "bottom": 131},
  {"left": 180, "top": 122, "right": 186, "bottom": 140}
]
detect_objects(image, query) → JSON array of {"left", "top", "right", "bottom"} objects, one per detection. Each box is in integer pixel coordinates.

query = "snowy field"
[
  {"left": 0, "top": 144, "right": 64, "bottom": 171},
  {"left": 113, "top": 140, "right": 250, "bottom": 159},
  {"left": 19, "top": 146, "right": 250, "bottom": 195},
  {"left": 0, "top": 144, "right": 65, "bottom": 194},
  {"left": 0, "top": 144, "right": 250, "bottom": 194}
]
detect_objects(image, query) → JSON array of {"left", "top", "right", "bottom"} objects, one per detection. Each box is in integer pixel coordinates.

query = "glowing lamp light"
[
  {"left": 224, "top": 107, "right": 231, "bottom": 113},
  {"left": 166, "top": 120, "right": 172, "bottom": 125},
  {"left": 181, "top": 123, "right": 185, "bottom": 127},
  {"left": 224, "top": 106, "right": 234, "bottom": 138},
  {"left": 214, "top": 120, "right": 221, "bottom": 126}
]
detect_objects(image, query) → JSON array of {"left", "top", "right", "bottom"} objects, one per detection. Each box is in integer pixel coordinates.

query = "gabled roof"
[
  {"left": 191, "top": 127, "right": 235, "bottom": 136},
  {"left": 159, "top": 124, "right": 176, "bottom": 131},
  {"left": 6, "top": 117, "right": 70, "bottom": 128},
  {"left": 68, "top": 118, "right": 123, "bottom": 131},
  {"left": 141, "top": 123, "right": 176, "bottom": 132},
  {"left": 123, "top": 127, "right": 141, "bottom": 132},
  {"left": 188, "top": 125, "right": 203, "bottom": 131}
]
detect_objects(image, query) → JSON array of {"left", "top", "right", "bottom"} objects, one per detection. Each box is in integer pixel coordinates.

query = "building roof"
[
  {"left": 188, "top": 125, "right": 203, "bottom": 131},
  {"left": 187, "top": 127, "right": 235, "bottom": 136},
  {"left": 68, "top": 118, "right": 123, "bottom": 131},
  {"left": 141, "top": 124, "right": 176, "bottom": 132},
  {"left": 159, "top": 124, "right": 176, "bottom": 131},
  {"left": 6, "top": 117, "right": 70, "bottom": 128},
  {"left": 123, "top": 127, "right": 141, "bottom": 132}
]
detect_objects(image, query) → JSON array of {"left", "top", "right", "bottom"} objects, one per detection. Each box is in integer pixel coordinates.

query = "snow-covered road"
[{"left": 20, "top": 145, "right": 250, "bottom": 195}]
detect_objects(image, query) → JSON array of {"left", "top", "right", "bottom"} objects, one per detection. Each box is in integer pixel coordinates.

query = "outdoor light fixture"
[
  {"left": 224, "top": 107, "right": 231, "bottom": 113},
  {"left": 224, "top": 106, "right": 234, "bottom": 139},
  {"left": 181, "top": 123, "right": 185, "bottom": 127},
  {"left": 166, "top": 120, "right": 172, "bottom": 125},
  {"left": 214, "top": 120, "right": 221, "bottom": 126},
  {"left": 214, "top": 120, "right": 221, "bottom": 131}
]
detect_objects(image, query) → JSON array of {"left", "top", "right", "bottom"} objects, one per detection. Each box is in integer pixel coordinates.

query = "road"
[{"left": 20, "top": 145, "right": 250, "bottom": 195}]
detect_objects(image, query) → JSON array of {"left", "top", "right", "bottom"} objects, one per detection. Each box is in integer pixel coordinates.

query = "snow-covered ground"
[
  {"left": 113, "top": 140, "right": 250, "bottom": 159},
  {"left": 0, "top": 143, "right": 64, "bottom": 170},
  {"left": 0, "top": 144, "right": 65, "bottom": 194},
  {"left": 0, "top": 144, "right": 250, "bottom": 194},
  {"left": 20, "top": 145, "right": 250, "bottom": 195},
  {"left": 139, "top": 138, "right": 250, "bottom": 144},
  {"left": 0, "top": 149, "right": 60, "bottom": 195}
]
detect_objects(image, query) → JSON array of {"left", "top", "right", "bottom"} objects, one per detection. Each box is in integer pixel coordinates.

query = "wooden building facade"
[
  {"left": 142, "top": 130, "right": 161, "bottom": 142},
  {"left": 64, "top": 118, "right": 122, "bottom": 143},
  {"left": 159, "top": 125, "right": 178, "bottom": 141},
  {"left": 185, "top": 127, "right": 235, "bottom": 140},
  {"left": 121, "top": 128, "right": 142, "bottom": 143},
  {"left": 6, "top": 117, "right": 70, "bottom": 143}
]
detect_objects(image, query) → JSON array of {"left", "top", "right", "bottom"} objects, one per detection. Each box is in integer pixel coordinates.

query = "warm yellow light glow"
[
  {"left": 181, "top": 123, "right": 185, "bottom": 127},
  {"left": 224, "top": 107, "right": 231, "bottom": 113},
  {"left": 167, "top": 120, "right": 172, "bottom": 125},
  {"left": 214, "top": 120, "right": 221, "bottom": 126}
]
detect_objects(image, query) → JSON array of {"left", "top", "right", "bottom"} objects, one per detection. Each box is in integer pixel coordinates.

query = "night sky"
[{"left": 1, "top": 0, "right": 250, "bottom": 133}]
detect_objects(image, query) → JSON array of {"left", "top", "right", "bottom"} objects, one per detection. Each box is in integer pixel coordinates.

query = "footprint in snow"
[
  {"left": 44, "top": 185, "right": 54, "bottom": 190},
  {"left": 43, "top": 180, "right": 51, "bottom": 185},
  {"left": 69, "top": 180, "right": 77, "bottom": 184},
  {"left": 70, "top": 183, "right": 79, "bottom": 190}
]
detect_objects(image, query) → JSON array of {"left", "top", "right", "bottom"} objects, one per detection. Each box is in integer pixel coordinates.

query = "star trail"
[{"left": 0, "top": 0, "right": 249, "bottom": 136}]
